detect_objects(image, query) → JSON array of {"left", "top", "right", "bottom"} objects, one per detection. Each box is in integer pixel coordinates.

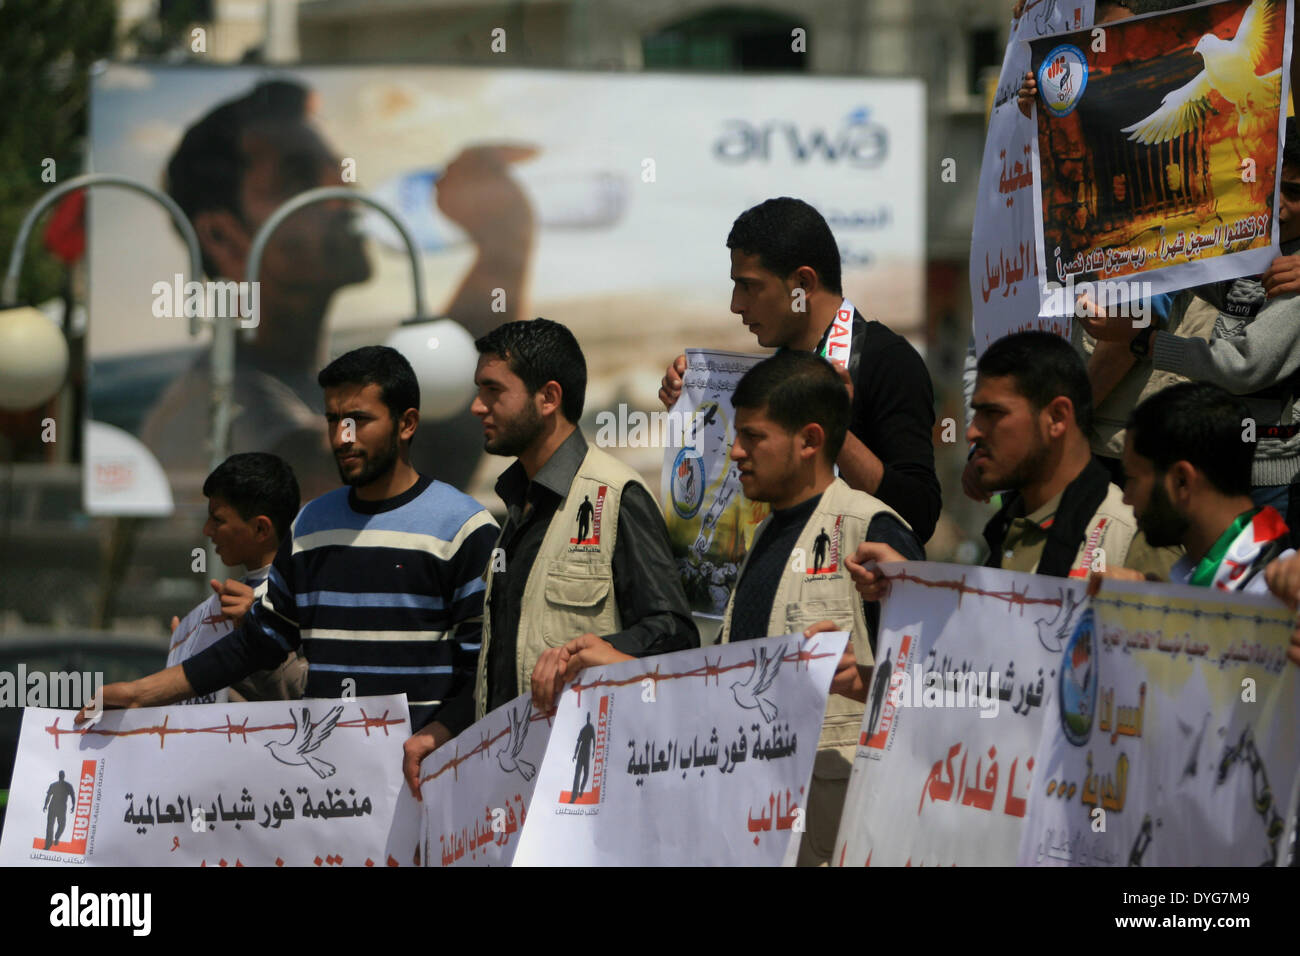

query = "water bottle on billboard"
[{"left": 361, "top": 165, "right": 629, "bottom": 253}]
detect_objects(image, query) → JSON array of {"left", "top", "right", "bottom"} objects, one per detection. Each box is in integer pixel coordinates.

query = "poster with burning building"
[{"left": 1028, "top": 0, "right": 1292, "bottom": 308}]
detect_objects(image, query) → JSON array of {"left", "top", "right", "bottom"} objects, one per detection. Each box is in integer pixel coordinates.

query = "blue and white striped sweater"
[{"left": 182, "top": 476, "right": 498, "bottom": 731}]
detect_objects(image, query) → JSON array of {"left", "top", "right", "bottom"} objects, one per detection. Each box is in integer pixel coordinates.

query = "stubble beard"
[
  {"left": 485, "top": 402, "right": 546, "bottom": 458},
  {"left": 982, "top": 436, "right": 1052, "bottom": 495},
  {"left": 338, "top": 427, "right": 401, "bottom": 488}
]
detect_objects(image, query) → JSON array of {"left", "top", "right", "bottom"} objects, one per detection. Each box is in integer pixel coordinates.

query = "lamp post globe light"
[{"left": 0, "top": 305, "right": 69, "bottom": 411}]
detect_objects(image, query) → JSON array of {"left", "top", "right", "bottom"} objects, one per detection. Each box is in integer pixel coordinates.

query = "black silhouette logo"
[
  {"left": 43, "top": 770, "right": 76, "bottom": 850},
  {"left": 570, "top": 712, "right": 597, "bottom": 803},
  {"left": 813, "top": 527, "right": 831, "bottom": 573},
  {"left": 867, "top": 646, "right": 893, "bottom": 736},
  {"left": 576, "top": 495, "right": 594, "bottom": 544}
]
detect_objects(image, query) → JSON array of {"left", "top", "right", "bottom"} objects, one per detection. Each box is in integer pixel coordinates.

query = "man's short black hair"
[
  {"left": 977, "top": 331, "right": 1094, "bottom": 435},
  {"left": 475, "top": 318, "right": 587, "bottom": 424},
  {"left": 317, "top": 345, "right": 421, "bottom": 439},
  {"left": 166, "top": 80, "right": 310, "bottom": 277},
  {"left": 203, "top": 452, "right": 300, "bottom": 541},
  {"left": 1127, "top": 382, "right": 1254, "bottom": 496},
  {"left": 726, "top": 197, "right": 843, "bottom": 295},
  {"left": 732, "top": 351, "right": 850, "bottom": 460}
]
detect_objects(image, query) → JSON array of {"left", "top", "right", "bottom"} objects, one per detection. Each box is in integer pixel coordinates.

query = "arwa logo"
[
  {"left": 1038, "top": 44, "right": 1089, "bottom": 117},
  {"left": 570, "top": 486, "right": 607, "bottom": 549},
  {"left": 34, "top": 760, "right": 97, "bottom": 856},
  {"left": 807, "top": 516, "right": 843, "bottom": 575},
  {"left": 863, "top": 635, "right": 913, "bottom": 750},
  {"left": 713, "top": 107, "right": 889, "bottom": 168},
  {"left": 560, "top": 695, "right": 610, "bottom": 806}
]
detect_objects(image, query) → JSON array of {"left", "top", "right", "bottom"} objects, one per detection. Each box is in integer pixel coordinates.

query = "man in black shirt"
[
  {"left": 403, "top": 320, "right": 697, "bottom": 797},
  {"left": 658, "top": 197, "right": 942, "bottom": 543}
]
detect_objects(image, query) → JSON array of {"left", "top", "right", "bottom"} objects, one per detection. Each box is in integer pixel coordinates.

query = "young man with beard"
[
  {"left": 852, "top": 332, "right": 1180, "bottom": 595},
  {"left": 1088, "top": 383, "right": 1294, "bottom": 596},
  {"left": 402, "top": 319, "right": 697, "bottom": 794},
  {"left": 529, "top": 351, "right": 924, "bottom": 865},
  {"left": 79, "top": 346, "right": 499, "bottom": 733},
  {"left": 657, "top": 197, "right": 941, "bottom": 543}
]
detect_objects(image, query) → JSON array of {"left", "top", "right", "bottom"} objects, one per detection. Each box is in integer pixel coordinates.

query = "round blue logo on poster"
[
  {"left": 1037, "top": 44, "right": 1089, "bottom": 117},
  {"left": 1059, "top": 605, "right": 1098, "bottom": 746},
  {"left": 670, "top": 448, "right": 705, "bottom": 520}
]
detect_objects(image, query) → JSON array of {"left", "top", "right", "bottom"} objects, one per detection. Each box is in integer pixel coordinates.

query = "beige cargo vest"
[
  {"left": 999, "top": 482, "right": 1181, "bottom": 581},
  {"left": 474, "top": 445, "right": 647, "bottom": 720},
  {"left": 1052, "top": 484, "right": 1139, "bottom": 578},
  {"left": 719, "top": 477, "right": 907, "bottom": 778}
]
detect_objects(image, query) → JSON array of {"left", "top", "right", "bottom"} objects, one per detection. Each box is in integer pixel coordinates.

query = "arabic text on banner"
[
  {"left": 972, "top": 1, "right": 1096, "bottom": 353},
  {"left": 0, "top": 697, "right": 419, "bottom": 867},
  {"left": 417, "top": 694, "right": 552, "bottom": 867},
  {"left": 834, "top": 562, "right": 1084, "bottom": 866},
  {"left": 1018, "top": 579, "right": 1300, "bottom": 866},
  {"left": 661, "top": 349, "right": 770, "bottom": 618},
  {"left": 512, "top": 631, "right": 847, "bottom": 866},
  {"left": 1028, "top": 0, "right": 1292, "bottom": 303}
]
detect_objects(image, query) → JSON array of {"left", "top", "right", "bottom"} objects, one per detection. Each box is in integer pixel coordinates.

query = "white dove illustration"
[
  {"left": 731, "top": 644, "right": 785, "bottom": 723},
  {"left": 496, "top": 701, "right": 537, "bottom": 781},
  {"left": 1034, "top": 588, "right": 1079, "bottom": 654},
  {"left": 266, "top": 705, "right": 345, "bottom": 778},
  {"left": 1122, "top": 0, "right": 1280, "bottom": 147}
]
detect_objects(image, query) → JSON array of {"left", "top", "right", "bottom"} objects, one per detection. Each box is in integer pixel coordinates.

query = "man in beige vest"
[
  {"left": 403, "top": 319, "right": 698, "bottom": 796},
  {"left": 532, "top": 351, "right": 923, "bottom": 865},
  {"left": 975, "top": 333, "right": 1182, "bottom": 578}
]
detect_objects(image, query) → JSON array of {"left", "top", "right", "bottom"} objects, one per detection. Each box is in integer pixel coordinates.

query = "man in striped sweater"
[{"left": 79, "top": 346, "right": 498, "bottom": 732}]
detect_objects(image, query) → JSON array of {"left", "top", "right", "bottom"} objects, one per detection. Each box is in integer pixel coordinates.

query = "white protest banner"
[
  {"left": 1018, "top": 579, "right": 1300, "bottom": 866},
  {"left": 1028, "top": 0, "right": 1292, "bottom": 306},
  {"left": 513, "top": 631, "right": 847, "bottom": 866},
  {"left": 417, "top": 694, "right": 552, "bottom": 867},
  {"left": 661, "top": 349, "right": 769, "bottom": 618},
  {"left": 971, "top": 0, "right": 1095, "bottom": 353},
  {"left": 834, "top": 562, "right": 1084, "bottom": 866},
  {"left": 0, "top": 696, "right": 419, "bottom": 867}
]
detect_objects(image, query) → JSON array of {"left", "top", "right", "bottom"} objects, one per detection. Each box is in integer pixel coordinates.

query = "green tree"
[{"left": 0, "top": 0, "right": 115, "bottom": 307}]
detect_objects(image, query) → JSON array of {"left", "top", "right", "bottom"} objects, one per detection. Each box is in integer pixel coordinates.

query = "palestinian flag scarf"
[{"left": 1188, "top": 506, "right": 1289, "bottom": 591}]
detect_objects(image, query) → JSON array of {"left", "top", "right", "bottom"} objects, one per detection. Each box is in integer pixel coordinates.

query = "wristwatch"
[{"left": 1129, "top": 325, "right": 1155, "bottom": 359}]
